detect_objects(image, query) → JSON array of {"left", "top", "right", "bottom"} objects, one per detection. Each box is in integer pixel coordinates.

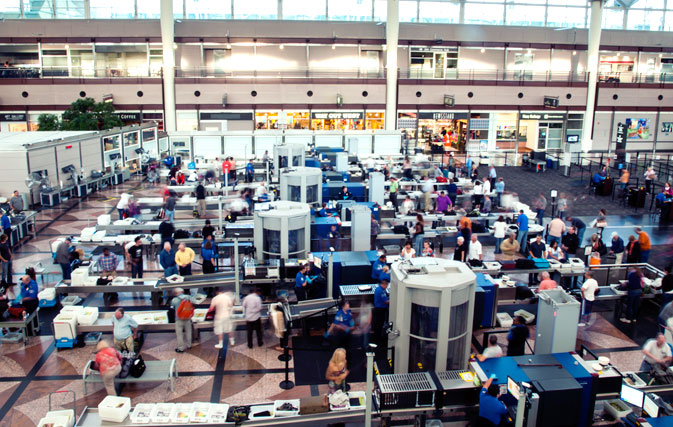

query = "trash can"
[{"left": 628, "top": 186, "right": 646, "bottom": 208}]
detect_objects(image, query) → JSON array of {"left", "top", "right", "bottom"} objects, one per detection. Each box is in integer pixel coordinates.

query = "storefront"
[
  {"left": 468, "top": 113, "right": 490, "bottom": 152},
  {"left": 518, "top": 112, "right": 566, "bottom": 152},
  {"left": 142, "top": 112, "right": 164, "bottom": 132},
  {"left": 255, "top": 111, "right": 309, "bottom": 130},
  {"left": 397, "top": 111, "right": 468, "bottom": 150},
  {"left": 200, "top": 112, "right": 254, "bottom": 131},
  {"left": 0, "top": 113, "right": 35, "bottom": 132},
  {"left": 365, "top": 111, "right": 385, "bottom": 130},
  {"left": 310, "top": 111, "right": 364, "bottom": 131},
  {"left": 493, "top": 112, "right": 518, "bottom": 151}
]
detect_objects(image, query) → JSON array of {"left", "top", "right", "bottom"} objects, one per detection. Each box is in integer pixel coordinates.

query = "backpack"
[
  {"left": 129, "top": 355, "right": 146, "bottom": 378},
  {"left": 176, "top": 298, "right": 194, "bottom": 320},
  {"left": 174, "top": 229, "right": 190, "bottom": 239}
]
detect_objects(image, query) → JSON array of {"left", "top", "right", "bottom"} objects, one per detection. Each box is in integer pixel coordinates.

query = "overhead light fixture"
[
  {"left": 332, "top": 44, "right": 336, "bottom": 50},
  {"left": 616, "top": 52, "right": 621, "bottom": 57},
  {"left": 659, "top": 53, "right": 663, "bottom": 58},
  {"left": 65, "top": 44, "right": 70, "bottom": 49},
  {"left": 382, "top": 44, "right": 387, "bottom": 51},
  {"left": 480, "top": 48, "right": 485, "bottom": 53},
  {"left": 572, "top": 50, "right": 577, "bottom": 55},
  {"left": 173, "top": 43, "right": 178, "bottom": 49},
  {"left": 527, "top": 49, "right": 532, "bottom": 54},
  {"left": 279, "top": 44, "right": 284, "bottom": 50},
  {"left": 226, "top": 43, "right": 231, "bottom": 49}
]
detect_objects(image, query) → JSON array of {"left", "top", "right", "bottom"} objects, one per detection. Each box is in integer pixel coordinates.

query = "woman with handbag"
[{"left": 95, "top": 340, "right": 122, "bottom": 396}]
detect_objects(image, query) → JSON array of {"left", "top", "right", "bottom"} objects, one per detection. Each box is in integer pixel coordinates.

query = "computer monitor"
[
  {"left": 507, "top": 376, "right": 521, "bottom": 400},
  {"left": 643, "top": 394, "right": 660, "bottom": 417},
  {"left": 313, "top": 257, "right": 322, "bottom": 269},
  {"left": 621, "top": 384, "right": 644, "bottom": 408}
]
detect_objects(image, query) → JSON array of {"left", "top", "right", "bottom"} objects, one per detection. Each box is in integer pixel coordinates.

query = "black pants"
[
  {"left": 247, "top": 318, "right": 263, "bottom": 348},
  {"left": 131, "top": 262, "right": 143, "bottom": 278},
  {"left": 372, "top": 307, "right": 388, "bottom": 345},
  {"left": 179, "top": 265, "right": 192, "bottom": 276},
  {"left": 295, "top": 286, "right": 306, "bottom": 301},
  {"left": 389, "top": 192, "right": 398, "bottom": 211},
  {"left": 202, "top": 260, "right": 215, "bottom": 274}
]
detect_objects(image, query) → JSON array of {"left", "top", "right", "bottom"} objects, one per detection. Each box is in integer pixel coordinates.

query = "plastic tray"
[
  {"left": 170, "top": 403, "right": 192, "bottom": 423},
  {"left": 247, "top": 404, "right": 275, "bottom": 420},
  {"left": 98, "top": 396, "right": 131, "bottom": 423},
  {"left": 0, "top": 332, "right": 23, "bottom": 343},
  {"left": 60, "top": 296, "right": 82, "bottom": 306},
  {"left": 347, "top": 391, "right": 366, "bottom": 409},
  {"left": 84, "top": 332, "right": 102, "bottom": 346},
  {"left": 189, "top": 402, "right": 211, "bottom": 423},
  {"left": 274, "top": 399, "right": 300, "bottom": 417},
  {"left": 130, "top": 403, "right": 155, "bottom": 424},
  {"left": 150, "top": 403, "right": 174, "bottom": 424},
  {"left": 207, "top": 404, "right": 229, "bottom": 424}
]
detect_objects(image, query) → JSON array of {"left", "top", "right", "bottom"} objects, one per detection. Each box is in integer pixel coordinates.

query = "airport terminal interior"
[{"left": 3, "top": 0, "right": 673, "bottom": 426}]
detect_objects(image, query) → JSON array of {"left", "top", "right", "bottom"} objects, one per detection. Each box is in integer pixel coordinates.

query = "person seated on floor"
[
  {"left": 640, "top": 333, "right": 673, "bottom": 374},
  {"left": 324, "top": 301, "right": 354, "bottom": 341},
  {"left": 537, "top": 271, "right": 558, "bottom": 291},
  {"left": 500, "top": 233, "right": 521, "bottom": 260},
  {"left": 326, "top": 348, "right": 349, "bottom": 394},
  {"left": 476, "top": 335, "right": 503, "bottom": 362}
]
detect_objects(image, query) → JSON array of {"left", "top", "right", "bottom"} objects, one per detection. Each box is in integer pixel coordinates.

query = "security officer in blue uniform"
[
  {"left": 372, "top": 279, "right": 390, "bottom": 347},
  {"left": 295, "top": 263, "right": 313, "bottom": 301},
  {"left": 371, "top": 253, "right": 387, "bottom": 281}
]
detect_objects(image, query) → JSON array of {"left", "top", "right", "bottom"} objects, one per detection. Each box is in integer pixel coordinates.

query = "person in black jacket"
[
  {"left": 195, "top": 182, "right": 206, "bottom": 218},
  {"left": 507, "top": 316, "right": 530, "bottom": 356},
  {"left": 158, "top": 217, "right": 175, "bottom": 246},
  {"left": 625, "top": 235, "right": 642, "bottom": 264},
  {"left": 561, "top": 226, "right": 580, "bottom": 258},
  {"left": 202, "top": 219, "right": 215, "bottom": 240}
]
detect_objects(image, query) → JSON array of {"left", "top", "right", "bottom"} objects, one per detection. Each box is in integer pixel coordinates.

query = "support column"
[
  {"left": 580, "top": 0, "right": 604, "bottom": 153},
  {"left": 384, "top": 0, "right": 399, "bottom": 131},
  {"left": 160, "top": 0, "right": 177, "bottom": 132}
]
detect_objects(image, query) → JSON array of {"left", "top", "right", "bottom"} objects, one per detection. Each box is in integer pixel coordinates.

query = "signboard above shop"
[
  {"left": 418, "top": 112, "right": 468, "bottom": 120},
  {"left": 116, "top": 113, "right": 140, "bottom": 122},
  {"left": 661, "top": 122, "right": 673, "bottom": 133},
  {"left": 200, "top": 112, "right": 254, "bottom": 121},
  {"left": 311, "top": 112, "right": 364, "bottom": 120},
  {"left": 520, "top": 113, "right": 567, "bottom": 121},
  {"left": 0, "top": 113, "right": 26, "bottom": 122}
]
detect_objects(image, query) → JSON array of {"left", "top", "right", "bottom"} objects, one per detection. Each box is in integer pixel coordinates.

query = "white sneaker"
[
  {"left": 214, "top": 343, "right": 223, "bottom": 349},
  {"left": 229, "top": 337, "right": 235, "bottom": 346},
  {"left": 619, "top": 318, "right": 631, "bottom": 323},
  {"left": 578, "top": 323, "right": 586, "bottom": 327}
]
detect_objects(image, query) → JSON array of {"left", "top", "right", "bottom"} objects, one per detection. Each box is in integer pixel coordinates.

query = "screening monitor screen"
[
  {"left": 567, "top": 135, "right": 579, "bottom": 143},
  {"left": 507, "top": 376, "right": 520, "bottom": 400},
  {"left": 621, "top": 384, "right": 644, "bottom": 408},
  {"left": 643, "top": 394, "right": 660, "bottom": 417},
  {"left": 313, "top": 257, "right": 322, "bottom": 269}
]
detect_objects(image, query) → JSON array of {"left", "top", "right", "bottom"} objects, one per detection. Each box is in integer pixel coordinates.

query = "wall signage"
[
  {"left": 311, "top": 112, "right": 364, "bottom": 120},
  {"left": 0, "top": 113, "right": 26, "bottom": 122},
  {"left": 418, "top": 112, "right": 468, "bottom": 120},
  {"left": 520, "top": 113, "right": 566, "bottom": 121}
]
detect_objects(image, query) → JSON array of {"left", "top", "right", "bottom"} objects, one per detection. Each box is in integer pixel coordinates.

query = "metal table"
[{"left": 0, "top": 308, "right": 39, "bottom": 343}]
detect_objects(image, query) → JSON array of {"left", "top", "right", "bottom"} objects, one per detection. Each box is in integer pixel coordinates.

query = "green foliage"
[
  {"left": 37, "top": 97, "right": 123, "bottom": 131},
  {"left": 36, "top": 114, "right": 60, "bottom": 131}
]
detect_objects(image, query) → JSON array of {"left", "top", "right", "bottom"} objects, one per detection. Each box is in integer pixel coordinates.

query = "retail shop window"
[{"left": 409, "top": 48, "right": 457, "bottom": 79}]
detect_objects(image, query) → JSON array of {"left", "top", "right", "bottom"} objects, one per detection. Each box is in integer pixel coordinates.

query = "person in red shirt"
[
  {"left": 95, "top": 340, "right": 123, "bottom": 396},
  {"left": 537, "top": 271, "right": 558, "bottom": 291},
  {"left": 222, "top": 158, "right": 232, "bottom": 179}
]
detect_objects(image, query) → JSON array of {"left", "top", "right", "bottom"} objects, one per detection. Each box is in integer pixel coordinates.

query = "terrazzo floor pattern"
[{"left": 1, "top": 171, "right": 671, "bottom": 424}]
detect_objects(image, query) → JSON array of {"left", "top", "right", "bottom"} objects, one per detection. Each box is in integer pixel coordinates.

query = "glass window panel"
[
  {"left": 307, "top": 184, "right": 318, "bottom": 203},
  {"left": 409, "top": 337, "right": 436, "bottom": 372},
  {"left": 0, "top": 0, "right": 21, "bottom": 19},
  {"left": 601, "top": 7, "right": 624, "bottom": 29},
  {"left": 636, "top": 0, "right": 664, "bottom": 8},
  {"left": 288, "top": 229, "right": 304, "bottom": 254},
  {"left": 289, "top": 185, "right": 301, "bottom": 202},
  {"left": 91, "top": 0, "right": 134, "bottom": 18},
  {"left": 173, "top": 0, "right": 184, "bottom": 18},
  {"left": 547, "top": 0, "right": 586, "bottom": 5},
  {"left": 374, "top": 0, "right": 386, "bottom": 21},
  {"left": 464, "top": 2, "right": 504, "bottom": 25},
  {"left": 264, "top": 229, "right": 281, "bottom": 257},
  {"left": 234, "top": 0, "right": 277, "bottom": 19},
  {"left": 546, "top": 6, "right": 586, "bottom": 28},
  {"left": 186, "top": 0, "right": 231, "bottom": 18},
  {"left": 666, "top": 11, "right": 673, "bottom": 31},
  {"left": 137, "top": 0, "right": 160, "bottom": 18},
  {"left": 54, "top": 0, "right": 85, "bottom": 18},
  {"left": 284, "top": 0, "right": 326, "bottom": 20},
  {"left": 448, "top": 302, "right": 468, "bottom": 339},
  {"left": 23, "top": 0, "right": 54, "bottom": 18},
  {"left": 328, "top": 0, "right": 372, "bottom": 21},
  {"left": 627, "top": 9, "right": 663, "bottom": 31},
  {"left": 419, "top": 1, "right": 459, "bottom": 23},
  {"left": 410, "top": 303, "right": 439, "bottom": 339},
  {"left": 506, "top": 5, "right": 545, "bottom": 26},
  {"left": 104, "top": 135, "right": 121, "bottom": 151},
  {"left": 399, "top": 0, "right": 418, "bottom": 22}
]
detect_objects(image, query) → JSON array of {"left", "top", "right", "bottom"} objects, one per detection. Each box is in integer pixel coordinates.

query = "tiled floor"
[{"left": 0, "top": 170, "right": 670, "bottom": 425}]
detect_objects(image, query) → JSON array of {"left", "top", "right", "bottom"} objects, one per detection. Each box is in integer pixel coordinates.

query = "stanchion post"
[
  {"left": 279, "top": 346, "right": 294, "bottom": 390},
  {"left": 234, "top": 238, "right": 240, "bottom": 304},
  {"left": 327, "top": 252, "right": 334, "bottom": 300},
  {"left": 278, "top": 331, "right": 292, "bottom": 362},
  {"left": 365, "top": 343, "right": 376, "bottom": 427}
]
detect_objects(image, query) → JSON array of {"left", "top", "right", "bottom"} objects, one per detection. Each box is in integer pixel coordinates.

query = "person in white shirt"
[
  {"left": 472, "top": 181, "right": 485, "bottom": 208},
  {"left": 477, "top": 335, "right": 503, "bottom": 361},
  {"left": 422, "top": 177, "right": 434, "bottom": 211},
  {"left": 255, "top": 182, "right": 268, "bottom": 198},
  {"left": 242, "top": 289, "right": 263, "bottom": 348},
  {"left": 401, "top": 196, "right": 415, "bottom": 216},
  {"left": 641, "top": 333, "right": 673, "bottom": 372},
  {"left": 364, "top": 157, "right": 376, "bottom": 171},
  {"left": 482, "top": 178, "right": 491, "bottom": 195},
  {"left": 580, "top": 271, "right": 599, "bottom": 325},
  {"left": 468, "top": 235, "right": 483, "bottom": 261},
  {"left": 210, "top": 289, "right": 235, "bottom": 348},
  {"left": 493, "top": 216, "right": 507, "bottom": 254},
  {"left": 400, "top": 241, "right": 416, "bottom": 260}
]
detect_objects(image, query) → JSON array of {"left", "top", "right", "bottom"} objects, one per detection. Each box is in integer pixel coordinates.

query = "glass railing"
[{"left": 2, "top": 65, "right": 673, "bottom": 84}]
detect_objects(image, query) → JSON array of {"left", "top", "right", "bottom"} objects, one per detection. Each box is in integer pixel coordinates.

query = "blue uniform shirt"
[
  {"left": 318, "top": 208, "right": 328, "bottom": 217},
  {"left": 374, "top": 285, "right": 389, "bottom": 308},
  {"left": 333, "top": 309, "right": 353, "bottom": 329},
  {"left": 517, "top": 214, "right": 529, "bottom": 232},
  {"left": 478, "top": 389, "right": 508, "bottom": 425},
  {"left": 18, "top": 279, "right": 38, "bottom": 301},
  {"left": 296, "top": 271, "right": 307, "bottom": 289},
  {"left": 1, "top": 215, "right": 10, "bottom": 231},
  {"left": 246, "top": 163, "right": 254, "bottom": 174},
  {"left": 371, "top": 260, "right": 385, "bottom": 281},
  {"left": 379, "top": 272, "right": 391, "bottom": 283},
  {"left": 201, "top": 246, "right": 215, "bottom": 262}
]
